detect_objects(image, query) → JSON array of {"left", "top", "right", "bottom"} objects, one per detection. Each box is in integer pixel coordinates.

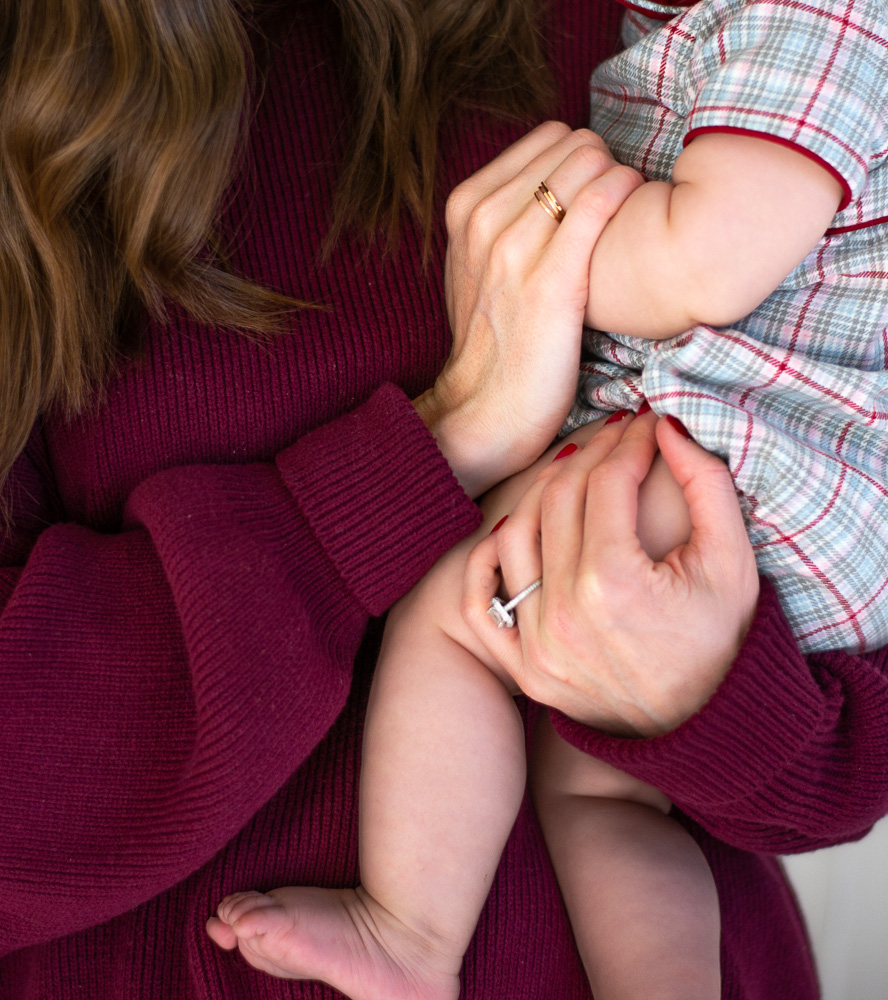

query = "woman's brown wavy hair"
[{"left": 0, "top": 0, "right": 551, "bottom": 506}]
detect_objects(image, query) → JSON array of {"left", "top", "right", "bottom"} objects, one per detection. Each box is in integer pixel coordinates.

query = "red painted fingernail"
[
  {"left": 666, "top": 415, "right": 693, "bottom": 439},
  {"left": 553, "top": 443, "right": 579, "bottom": 461},
  {"left": 490, "top": 515, "right": 509, "bottom": 533},
  {"left": 637, "top": 400, "right": 652, "bottom": 415},
  {"left": 605, "top": 408, "right": 630, "bottom": 425}
]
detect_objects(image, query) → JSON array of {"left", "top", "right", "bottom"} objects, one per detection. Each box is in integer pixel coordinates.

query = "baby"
[{"left": 207, "top": 0, "right": 888, "bottom": 995}]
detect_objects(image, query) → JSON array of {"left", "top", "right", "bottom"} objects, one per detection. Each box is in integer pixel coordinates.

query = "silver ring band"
[{"left": 487, "top": 578, "right": 542, "bottom": 628}]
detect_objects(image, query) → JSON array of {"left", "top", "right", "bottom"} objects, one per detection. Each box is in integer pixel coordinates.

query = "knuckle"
[
  {"left": 445, "top": 181, "right": 479, "bottom": 236},
  {"left": 535, "top": 120, "right": 572, "bottom": 144},
  {"left": 615, "top": 162, "right": 644, "bottom": 183},
  {"left": 577, "top": 565, "right": 630, "bottom": 628},
  {"left": 538, "top": 482, "right": 572, "bottom": 523},
  {"left": 487, "top": 224, "right": 524, "bottom": 275},
  {"left": 465, "top": 195, "right": 500, "bottom": 248},
  {"left": 492, "top": 520, "right": 521, "bottom": 562},
  {"left": 611, "top": 163, "right": 645, "bottom": 192},
  {"left": 574, "top": 566, "right": 606, "bottom": 611},
  {"left": 461, "top": 595, "right": 484, "bottom": 630},
  {"left": 566, "top": 141, "right": 614, "bottom": 176},
  {"left": 570, "top": 127, "right": 606, "bottom": 149},
  {"left": 571, "top": 184, "right": 621, "bottom": 223},
  {"left": 530, "top": 459, "right": 563, "bottom": 492},
  {"left": 587, "top": 457, "right": 625, "bottom": 492}
]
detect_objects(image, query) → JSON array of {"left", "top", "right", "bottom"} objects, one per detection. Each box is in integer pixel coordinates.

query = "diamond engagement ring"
[{"left": 487, "top": 578, "right": 543, "bottom": 628}]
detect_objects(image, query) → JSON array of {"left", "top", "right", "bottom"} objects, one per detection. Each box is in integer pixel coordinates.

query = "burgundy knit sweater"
[{"left": 1, "top": 1, "right": 886, "bottom": 996}]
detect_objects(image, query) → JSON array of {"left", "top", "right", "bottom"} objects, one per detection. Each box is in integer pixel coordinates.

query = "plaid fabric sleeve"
[{"left": 684, "top": 0, "right": 888, "bottom": 208}]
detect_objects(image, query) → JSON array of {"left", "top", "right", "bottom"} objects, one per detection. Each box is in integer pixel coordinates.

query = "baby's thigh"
[
  {"left": 383, "top": 424, "right": 611, "bottom": 678},
  {"left": 385, "top": 414, "right": 690, "bottom": 692},
  {"left": 479, "top": 418, "right": 691, "bottom": 562},
  {"left": 476, "top": 420, "right": 606, "bottom": 527}
]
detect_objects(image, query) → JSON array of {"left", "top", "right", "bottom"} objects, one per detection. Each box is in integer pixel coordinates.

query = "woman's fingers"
[
  {"left": 463, "top": 407, "right": 759, "bottom": 734},
  {"left": 491, "top": 156, "right": 645, "bottom": 298},
  {"left": 655, "top": 416, "right": 758, "bottom": 594},
  {"left": 576, "top": 408, "right": 660, "bottom": 575},
  {"left": 493, "top": 415, "right": 633, "bottom": 603},
  {"left": 431, "top": 125, "right": 645, "bottom": 494},
  {"left": 448, "top": 125, "right": 629, "bottom": 273},
  {"left": 446, "top": 123, "right": 609, "bottom": 229},
  {"left": 461, "top": 414, "right": 640, "bottom": 703},
  {"left": 486, "top": 139, "right": 640, "bottom": 251},
  {"left": 462, "top": 533, "right": 531, "bottom": 691},
  {"left": 655, "top": 416, "right": 747, "bottom": 547},
  {"left": 545, "top": 163, "right": 644, "bottom": 275}
]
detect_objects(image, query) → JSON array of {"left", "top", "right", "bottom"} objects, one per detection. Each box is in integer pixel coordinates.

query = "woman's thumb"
[{"left": 655, "top": 415, "right": 749, "bottom": 556}]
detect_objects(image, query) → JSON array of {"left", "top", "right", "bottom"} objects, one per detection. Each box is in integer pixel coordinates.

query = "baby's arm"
[{"left": 584, "top": 133, "right": 844, "bottom": 338}]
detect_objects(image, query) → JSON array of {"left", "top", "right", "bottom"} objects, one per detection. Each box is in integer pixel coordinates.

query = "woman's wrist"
[{"left": 413, "top": 385, "right": 497, "bottom": 500}]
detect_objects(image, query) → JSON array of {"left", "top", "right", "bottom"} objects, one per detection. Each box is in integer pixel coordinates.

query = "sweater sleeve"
[
  {"left": 551, "top": 579, "right": 888, "bottom": 854},
  {"left": 0, "top": 383, "right": 480, "bottom": 955}
]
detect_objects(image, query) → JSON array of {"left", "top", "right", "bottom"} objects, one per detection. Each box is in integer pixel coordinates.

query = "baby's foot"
[{"left": 206, "top": 886, "right": 461, "bottom": 1000}]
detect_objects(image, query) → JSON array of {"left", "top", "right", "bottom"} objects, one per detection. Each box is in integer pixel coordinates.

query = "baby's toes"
[
  {"left": 205, "top": 913, "right": 239, "bottom": 950},
  {"left": 216, "top": 891, "right": 281, "bottom": 936}
]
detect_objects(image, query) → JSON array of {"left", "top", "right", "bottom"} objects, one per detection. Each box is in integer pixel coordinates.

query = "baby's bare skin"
[{"left": 208, "top": 414, "right": 719, "bottom": 1000}]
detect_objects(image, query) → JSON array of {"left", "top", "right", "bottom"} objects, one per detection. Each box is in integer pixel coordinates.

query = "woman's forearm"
[{"left": 0, "top": 384, "right": 479, "bottom": 951}]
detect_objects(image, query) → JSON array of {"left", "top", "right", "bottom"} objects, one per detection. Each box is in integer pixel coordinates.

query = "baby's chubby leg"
[
  {"left": 529, "top": 438, "right": 721, "bottom": 1000},
  {"left": 207, "top": 412, "right": 703, "bottom": 999},
  {"left": 205, "top": 553, "right": 506, "bottom": 998},
  {"left": 530, "top": 721, "right": 721, "bottom": 1000},
  {"left": 206, "top": 422, "right": 611, "bottom": 998}
]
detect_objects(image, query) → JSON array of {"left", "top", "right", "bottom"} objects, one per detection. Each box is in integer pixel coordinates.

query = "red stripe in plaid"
[
  {"left": 799, "top": 573, "right": 888, "bottom": 647},
  {"left": 794, "top": 0, "right": 850, "bottom": 147},
  {"left": 745, "top": 474, "right": 868, "bottom": 651},
  {"left": 580, "top": 0, "right": 888, "bottom": 652},
  {"left": 736, "top": 285, "right": 815, "bottom": 407},
  {"left": 648, "top": 370, "right": 888, "bottom": 501},
  {"left": 755, "top": 0, "right": 888, "bottom": 47},
  {"left": 749, "top": 464, "right": 845, "bottom": 553},
  {"left": 588, "top": 88, "right": 663, "bottom": 112},
  {"left": 713, "top": 329, "right": 886, "bottom": 419},
  {"left": 647, "top": 387, "right": 757, "bottom": 474}
]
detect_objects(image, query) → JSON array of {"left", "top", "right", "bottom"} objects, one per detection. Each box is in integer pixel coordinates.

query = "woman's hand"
[
  {"left": 414, "top": 122, "right": 643, "bottom": 498},
  {"left": 462, "top": 411, "right": 760, "bottom": 737}
]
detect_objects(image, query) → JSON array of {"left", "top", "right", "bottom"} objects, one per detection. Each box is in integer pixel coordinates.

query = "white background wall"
[{"left": 783, "top": 816, "right": 888, "bottom": 999}]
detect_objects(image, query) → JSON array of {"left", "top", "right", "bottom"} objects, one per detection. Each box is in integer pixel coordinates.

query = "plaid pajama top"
[{"left": 567, "top": 0, "right": 888, "bottom": 651}]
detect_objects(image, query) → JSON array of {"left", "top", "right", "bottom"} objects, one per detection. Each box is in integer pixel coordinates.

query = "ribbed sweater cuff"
[
  {"left": 552, "top": 579, "right": 826, "bottom": 811},
  {"left": 277, "top": 384, "right": 482, "bottom": 617}
]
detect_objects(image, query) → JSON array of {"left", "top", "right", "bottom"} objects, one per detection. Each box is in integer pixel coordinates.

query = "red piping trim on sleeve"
[
  {"left": 615, "top": 0, "right": 679, "bottom": 20},
  {"left": 683, "top": 126, "right": 853, "bottom": 211},
  {"left": 825, "top": 215, "right": 888, "bottom": 235}
]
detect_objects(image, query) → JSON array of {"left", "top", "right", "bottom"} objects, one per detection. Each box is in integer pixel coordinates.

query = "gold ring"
[{"left": 533, "top": 181, "right": 566, "bottom": 224}]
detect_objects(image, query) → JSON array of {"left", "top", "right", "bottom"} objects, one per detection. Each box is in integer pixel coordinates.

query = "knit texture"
[{"left": 0, "top": 1, "right": 885, "bottom": 996}]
